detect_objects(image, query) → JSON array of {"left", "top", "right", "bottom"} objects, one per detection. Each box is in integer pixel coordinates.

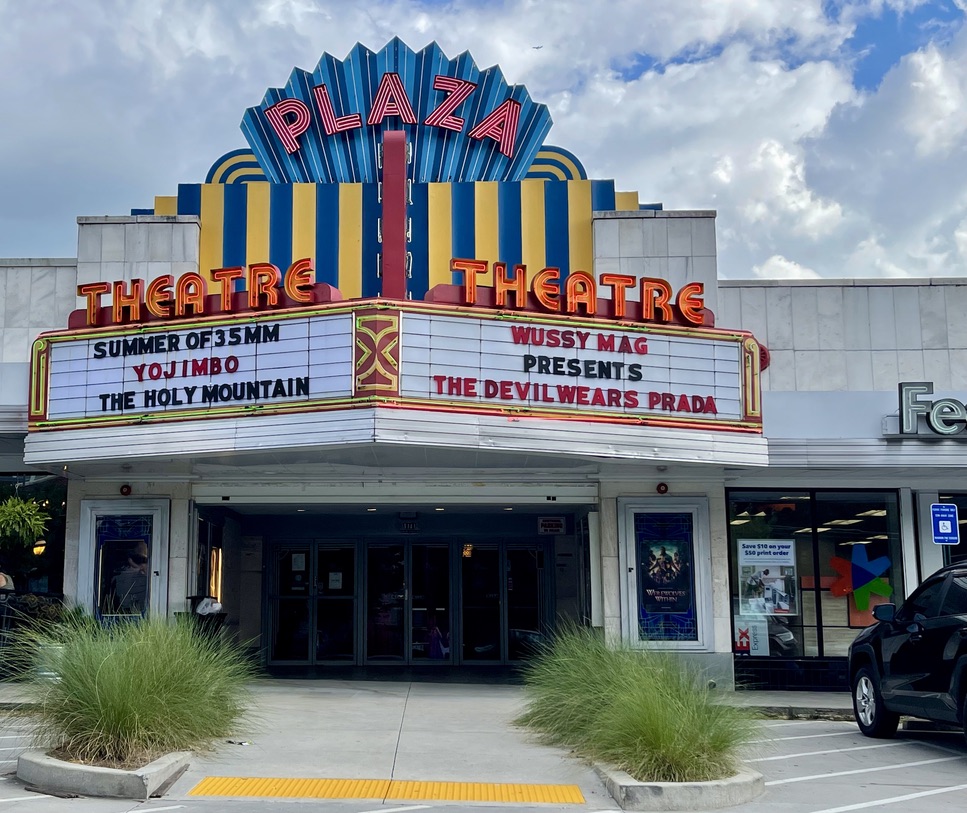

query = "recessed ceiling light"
[
  {"left": 856, "top": 509, "right": 887, "bottom": 517},
  {"left": 366, "top": 507, "right": 377, "bottom": 512},
  {"left": 296, "top": 508, "right": 306, "bottom": 513},
  {"left": 504, "top": 507, "right": 514, "bottom": 511},
  {"left": 827, "top": 519, "right": 862, "bottom": 526},
  {"left": 730, "top": 519, "right": 751, "bottom": 525},
  {"left": 435, "top": 507, "right": 445, "bottom": 512}
]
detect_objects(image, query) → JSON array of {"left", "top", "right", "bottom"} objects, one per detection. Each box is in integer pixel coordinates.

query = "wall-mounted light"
[
  {"left": 462, "top": 543, "right": 473, "bottom": 558},
  {"left": 33, "top": 539, "right": 46, "bottom": 556}
]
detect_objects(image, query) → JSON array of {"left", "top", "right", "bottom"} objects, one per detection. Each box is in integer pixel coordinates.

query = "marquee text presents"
[{"left": 29, "top": 304, "right": 760, "bottom": 432}]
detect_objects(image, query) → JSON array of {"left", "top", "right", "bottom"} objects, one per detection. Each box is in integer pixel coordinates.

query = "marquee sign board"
[{"left": 29, "top": 302, "right": 762, "bottom": 433}]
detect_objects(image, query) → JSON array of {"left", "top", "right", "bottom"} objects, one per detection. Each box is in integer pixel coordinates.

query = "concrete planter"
[
  {"left": 594, "top": 763, "right": 764, "bottom": 811},
  {"left": 17, "top": 750, "right": 190, "bottom": 800}
]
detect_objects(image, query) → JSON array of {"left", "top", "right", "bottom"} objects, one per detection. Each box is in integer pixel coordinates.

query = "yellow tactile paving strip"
[{"left": 189, "top": 775, "right": 586, "bottom": 803}]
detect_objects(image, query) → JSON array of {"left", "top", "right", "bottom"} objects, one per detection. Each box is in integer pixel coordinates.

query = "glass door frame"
[
  {"left": 455, "top": 539, "right": 552, "bottom": 666},
  {"left": 266, "top": 539, "right": 360, "bottom": 666},
  {"left": 363, "top": 541, "right": 455, "bottom": 666}
]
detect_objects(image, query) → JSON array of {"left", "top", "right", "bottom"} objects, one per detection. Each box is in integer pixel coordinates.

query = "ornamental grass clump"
[
  {"left": 516, "top": 626, "right": 757, "bottom": 783},
  {"left": 9, "top": 614, "right": 256, "bottom": 769}
]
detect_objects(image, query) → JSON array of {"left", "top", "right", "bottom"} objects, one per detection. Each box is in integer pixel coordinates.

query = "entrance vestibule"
[{"left": 265, "top": 525, "right": 558, "bottom": 668}]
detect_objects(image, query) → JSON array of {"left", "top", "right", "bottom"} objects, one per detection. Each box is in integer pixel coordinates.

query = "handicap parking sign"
[{"left": 931, "top": 503, "right": 960, "bottom": 546}]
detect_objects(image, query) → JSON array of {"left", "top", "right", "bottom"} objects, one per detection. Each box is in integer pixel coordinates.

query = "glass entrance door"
[
  {"left": 267, "top": 538, "right": 547, "bottom": 667},
  {"left": 461, "top": 543, "right": 547, "bottom": 663}
]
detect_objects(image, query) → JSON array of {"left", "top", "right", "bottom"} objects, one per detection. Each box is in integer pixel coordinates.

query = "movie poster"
[
  {"left": 634, "top": 512, "right": 697, "bottom": 641},
  {"left": 737, "top": 539, "right": 799, "bottom": 616}
]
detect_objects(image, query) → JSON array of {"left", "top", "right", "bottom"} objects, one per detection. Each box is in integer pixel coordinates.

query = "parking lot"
[{"left": 734, "top": 718, "right": 967, "bottom": 813}]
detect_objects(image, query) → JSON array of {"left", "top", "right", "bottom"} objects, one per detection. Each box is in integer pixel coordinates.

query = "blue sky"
[{"left": 1, "top": 0, "right": 967, "bottom": 279}]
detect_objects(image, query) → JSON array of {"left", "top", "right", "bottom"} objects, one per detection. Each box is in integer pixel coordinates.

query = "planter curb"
[
  {"left": 17, "top": 750, "right": 191, "bottom": 800},
  {"left": 593, "top": 763, "right": 764, "bottom": 811}
]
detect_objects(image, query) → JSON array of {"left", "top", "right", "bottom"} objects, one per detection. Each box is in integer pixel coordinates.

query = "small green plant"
[
  {"left": 8, "top": 614, "right": 256, "bottom": 768},
  {"left": 516, "top": 625, "right": 757, "bottom": 783}
]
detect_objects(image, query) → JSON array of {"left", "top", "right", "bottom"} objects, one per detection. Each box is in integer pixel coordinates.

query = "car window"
[
  {"left": 939, "top": 574, "right": 967, "bottom": 616},
  {"left": 897, "top": 576, "right": 947, "bottom": 621}
]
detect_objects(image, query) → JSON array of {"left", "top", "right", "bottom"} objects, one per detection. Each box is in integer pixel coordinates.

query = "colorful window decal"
[{"left": 830, "top": 546, "right": 892, "bottom": 611}]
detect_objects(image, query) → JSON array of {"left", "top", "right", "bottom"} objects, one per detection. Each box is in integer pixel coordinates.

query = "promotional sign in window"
[
  {"left": 634, "top": 512, "right": 697, "bottom": 641},
  {"left": 733, "top": 616, "right": 770, "bottom": 657},
  {"left": 738, "top": 539, "right": 798, "bottom": 616}
]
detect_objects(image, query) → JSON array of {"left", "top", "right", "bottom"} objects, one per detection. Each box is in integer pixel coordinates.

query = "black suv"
[{"left": 849, "top": 563, "right": 967, "bottom": 740}]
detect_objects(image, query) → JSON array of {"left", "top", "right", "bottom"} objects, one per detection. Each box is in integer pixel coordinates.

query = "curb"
[
  {"left": 594, "top": 764, "right": 764, "bottom": 811},
  {"left": 746, "top": 705, "right": 855, "bottom": 722},
  {"left": 17, "top": 750, "right": 191, "bottom": 800}
]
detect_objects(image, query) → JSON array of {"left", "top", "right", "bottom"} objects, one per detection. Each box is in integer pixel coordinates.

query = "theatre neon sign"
[{"left": 74, "top": 258, "right": 706, "bottom": 329}]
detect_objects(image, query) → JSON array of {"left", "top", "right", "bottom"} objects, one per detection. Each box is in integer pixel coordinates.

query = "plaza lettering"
[{"left": 265, "top": 73, "right": 521, "bottom": 158}]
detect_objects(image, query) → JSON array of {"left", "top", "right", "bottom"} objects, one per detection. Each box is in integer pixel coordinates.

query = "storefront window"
[
  {"left": 728, "top": 490, "right": 902, "bottom": 662},
  {"left": 0, "top": 474, "right": 67, "bottom": 596}
]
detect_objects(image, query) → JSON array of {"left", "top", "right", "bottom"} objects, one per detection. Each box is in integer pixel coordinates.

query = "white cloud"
[
  {"left": 751, "top": 255, "right": 821, "bottom": 279},
  {"left": 0, "top": 0, "right": 963, "bottom": 285}
]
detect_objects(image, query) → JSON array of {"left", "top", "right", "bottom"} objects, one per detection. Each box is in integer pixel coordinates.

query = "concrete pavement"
[{"left": 0, "top": 678, "right": 857, "bottom": 807}]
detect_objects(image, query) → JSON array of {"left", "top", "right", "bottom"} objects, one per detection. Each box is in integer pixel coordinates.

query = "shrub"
[
  {"left": 8, "top": 614, "right": 256, "bottom": 769},
  {"left": 516, "top": 625, "right": 757, "bottom": 783}
]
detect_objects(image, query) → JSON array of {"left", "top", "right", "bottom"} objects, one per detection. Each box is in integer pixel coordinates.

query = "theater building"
[{"left": 4, "top": 39, "right": 967, "bottom": 689}]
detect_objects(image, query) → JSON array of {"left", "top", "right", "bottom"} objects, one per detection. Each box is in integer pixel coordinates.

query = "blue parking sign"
[{"left": 931, "top": 503, "right": 960, "bottom": 546}]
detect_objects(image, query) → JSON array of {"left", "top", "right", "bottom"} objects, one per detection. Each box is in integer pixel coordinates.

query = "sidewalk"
[
  {"left": 172, "top": 680, "right": 854, "bottom": 805},
  {"left": 0, "top": 679, "right": 856, "bottom": 806}
]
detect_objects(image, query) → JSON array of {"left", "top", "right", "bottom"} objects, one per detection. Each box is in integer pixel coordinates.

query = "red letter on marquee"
[
  {"left": 451, "top": 258, "right": 489, "bottom": 304},
  {"left": 367, "top": 73, "right": 418, "bottom": 126},
  {"left": 313, "top": 84, "right": 362, "bottom": 135},
  {"left": 468, "top": 99, "right": 521, "bottom": 158},
  {"left": 78, "top": 282, "right": 111, "bottom": 326},
  {"left": 424, "top": 76, "right": 477, "bottom": 132},
  {"left": 264, "top": 99, "right": 312, "bottom": 155}
]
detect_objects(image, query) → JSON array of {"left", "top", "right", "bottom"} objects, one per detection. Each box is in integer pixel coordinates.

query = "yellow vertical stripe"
[
  {"left": 338, "top": 184, "right": 363, "bottom": 299},
  {"left": 615, "top": 191, "right": 639, "bottom": 211},
  {"left": 428, "top": 183, "right": 453, "bottom": 289},
  {"left": 567, "top": 181, "right": 593, "bottom": 275},
  {"left": 474, "top": 182, "right": 499, "bottom": 285},
  {"left": 246, "top": 183, "right": 271, "bottom": 267},
  {"left": 520, "top": 180, "right": 546, "bottom": 272},
  {"left": 198, "top": 185, "right": 225, "bottom": 281},
  {"left": 154, "top": 196, "right": 177, "bottom": 216},
  {"left": 292, "top": 184, "right": 316, "bottom": 266}
]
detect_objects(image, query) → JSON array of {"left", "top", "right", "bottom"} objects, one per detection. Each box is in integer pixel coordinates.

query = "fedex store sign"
[{"left": 899, "top": 381, "right": 967, "bottom": 436}]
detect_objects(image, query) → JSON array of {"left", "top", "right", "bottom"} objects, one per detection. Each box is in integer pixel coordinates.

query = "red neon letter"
[
  {"left": 565, "top": 271, "right": 596, "bottom": 316},
  {"left": 468, "top": 98, "right": 521, "bottom": 158},
  {"left": 641, "top": 278, "right": 673, "bottom": 322},
  {"left": 284, "top": 258, "right": 315, "bottom": 303},
  {"left": 367, "top": 73, "right": 417, "bottom": 126},
  {"left": 145, "top": 275, "right": 173, "bottom": 319},
  {"left": 211, "top": 267, "right": 245, "bottom": 313},
  {"left": 424, "top": 76, "right": 477, "bottom": 132},
  {"left": 599, "top": 273, "right": 635, "bottom": 318},
  {"left": 495, "top": 263, "right": 527, "bottom": 309},
  {"left": 312, "top": 83, "right": 362, "bottom": 135},
  {"left": 264, "top": 98, "right": 312, "bottom": 154},
  {"left": 78, "top": 282, "right": 110, "bottom": 326},
  {"left": 532, "top": 268, "right": 561, "bottom": 312},
  {"left": 175, "top": 273, "right": 206, "bottom": 317},
  {"left": 676, "top": 282, "right": 705, "bottom": 325},
  {"left": 248, "top": 263, "right": 282, "bottom": 309},
  {"left": 451, "top": 258, "right": 489, "bottom": 304},
  {"left": 112, "top": 279, "right": 144, "bottom": 324}
]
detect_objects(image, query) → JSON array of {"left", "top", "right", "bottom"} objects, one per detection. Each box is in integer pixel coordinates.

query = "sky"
[{"left": 1, "top": 0, "right": 966, "bottom": 280}]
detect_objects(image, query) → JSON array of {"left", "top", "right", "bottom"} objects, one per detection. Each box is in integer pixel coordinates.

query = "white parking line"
[
  {"left": 751, "top": 731, "right": 857, "bottom": 743},
  {"left": 0, "top": 798, "right": 52, "bottom": 804},
  {"left": 810, "top": 781, "right": 967, "bottom": 812},
  {"left": 761, "top": 720, "right": 853, "bottom": 728},
  {"left": 356, "top": 807, "right": 431, "bottom": 813},
  {"left": 766, "top": 755, "right": 962, "bottom": 785},
  {"left": 747, "top": 742, "right": 907, "bottom": 762}
]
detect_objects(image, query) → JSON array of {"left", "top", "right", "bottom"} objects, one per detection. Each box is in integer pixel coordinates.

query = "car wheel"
[{"left": 852, "top": 666, "right": 899, "bottom": 738}]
